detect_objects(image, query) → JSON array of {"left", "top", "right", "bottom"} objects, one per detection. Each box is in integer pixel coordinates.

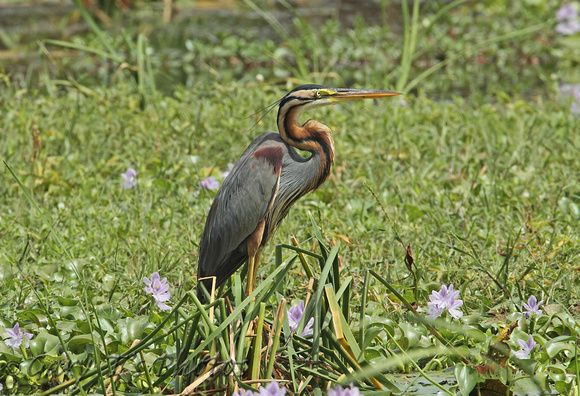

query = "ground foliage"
[{"left": 0, "top": 0, "right": 579, "bottom": 395}]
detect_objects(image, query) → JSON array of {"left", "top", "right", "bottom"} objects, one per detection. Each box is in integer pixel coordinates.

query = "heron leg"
[
  {"left": 246, "top": 254, "right": 256, "bottom": 296},
  {"left": 246, "top": 219, "right": 265, "bottom": 296}
]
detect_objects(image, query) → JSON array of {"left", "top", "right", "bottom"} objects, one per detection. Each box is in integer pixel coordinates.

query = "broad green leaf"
[
  {"left": 454, "top": 362, "right": 478, "bottom": 396},
  {"left": 120, "top": 317, "right": 150, "bottom": 344},
  {"left": 362, "top": 326, "right": 384, "bottom": 351},
  {"left": 29, "top": 332, "right": 60, "bottom": 357},
  {"left": 68, "top": 334, "right": 95, "bottom": 353},
  {"left": 58, "top": 296, "right": 79, "bottom": 306}
]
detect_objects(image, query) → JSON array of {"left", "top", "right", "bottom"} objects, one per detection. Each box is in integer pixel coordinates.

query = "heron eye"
[{"left": 315, "top": 90, "right": 321, "bottom": 98}]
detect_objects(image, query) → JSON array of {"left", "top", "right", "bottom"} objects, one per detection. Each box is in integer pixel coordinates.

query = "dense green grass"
[
  {"left": 1, "top": 82, "right": 579, "bottom": 394},
  {"left": 1, "top": 0, "right": 580, "bottom": 394},
  {"left": 2, "top": 85, "right": 577, "bottom": 305}
]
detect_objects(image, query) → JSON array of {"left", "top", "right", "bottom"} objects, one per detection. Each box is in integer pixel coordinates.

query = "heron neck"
[{"left": 278, "top": 105, "right": 335, "bottom": 189}]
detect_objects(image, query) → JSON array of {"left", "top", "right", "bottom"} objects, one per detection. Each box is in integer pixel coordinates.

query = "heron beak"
[{"left": 324, "top": 88, "right": 404, "bottom": 102}]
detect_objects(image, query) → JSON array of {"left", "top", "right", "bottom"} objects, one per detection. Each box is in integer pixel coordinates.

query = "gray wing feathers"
[{"left": 198, "top": 136, "right": 281, "bottom": 279}]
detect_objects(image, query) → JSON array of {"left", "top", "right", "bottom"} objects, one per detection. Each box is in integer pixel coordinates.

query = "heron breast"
[{"left": 252, "top": 146, "right": 284, "bottom": 175}]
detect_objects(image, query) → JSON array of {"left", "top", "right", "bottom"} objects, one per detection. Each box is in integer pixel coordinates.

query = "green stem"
[
  {"left": 266, "top": 299, "right": 286, "bottom": 378},
  {"left": 251, "top": 302, "right": 267, "bottom": 387},
  {"left": 139, "top": 350, "right": 155, "bottom": 393}
]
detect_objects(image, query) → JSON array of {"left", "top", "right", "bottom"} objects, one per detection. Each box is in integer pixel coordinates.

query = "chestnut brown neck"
[{"left": 277, "top": 103, "right": 335, "bottom": 189}]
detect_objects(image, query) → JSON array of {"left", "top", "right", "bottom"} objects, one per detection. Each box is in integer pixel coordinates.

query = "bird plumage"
[{"left": 197, "top": 130, "right": 332, "bottom": 299}]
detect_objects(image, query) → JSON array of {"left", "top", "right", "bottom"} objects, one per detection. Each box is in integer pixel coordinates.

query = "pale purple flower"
[
  {"left": 556, "top": 4, "right": 580, "bottom": 35},
  {"left": 514, "top": 334, "right": 536, "bottom": 359},
  {"left": 287, "top": 301, "right": 314, "bottom": 336},
  {"left": 301, "top": 317, "right": 314, "bottom": 337},
  {"left": 200, "top": 176, "right": 219, "bottom": 190},
  {"left": 287, "top": 301, "right": 305, "bottom": 332},
  {"left": 143, "top": 272, "right": 171, "bottom": 311},
  {"left": 556, "top": 19, "right": 580, "bottom": 35},
  {"left": 120, "top": 168, "right": 137, "bottom": 189},
  {"left": 222, "top": 163, "right": 235, "bottom": 179},
  {"left": 258, "top": 381, "right": 286, "bottom": 396},
  {"left": 426, "top": 284, "right": 463, "bottom": 319},
  {"left": 446, "top": 296, "right": 464, "bottom": 319},
  {"left": 4, "top": 323, "right": 33, "bottom": 349},
  {"left": 328, "top": 383, "right": 361, "bottom": 396},
  {"left": 522, "top": 295, "right": 543, "bottom": 318},
  {"left": 427, "top": 302, "right": 444, "bottom": 319},
  {"left": 557, "top": 3, "right": 578, "bottom": 20}
]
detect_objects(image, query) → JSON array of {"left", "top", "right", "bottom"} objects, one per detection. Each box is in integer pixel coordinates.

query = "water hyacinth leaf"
[
  {"left": 19, "top": 358, "right": 44, "bottom": 380},
  {"left": 68, "top": 334, "right": 96, "bottom": 354},
  {"left": 17, "top": 310, "right": 48, "bottom": 327},
  {"left": 95, "top": 318, "right": 115, "bottom": 334},
  {"left": 121, "top": 317, "right": 150, "bottom": 343},
  {"left": 28, "top": 338, "right": 47, "bottom": 357},
  {"left": 60, "top": 308, "right": 83, "bottom": 324},
  {"left": 56, "top": 321, "right": 77, "bottom": 333},
  {"left": 75, "top": 320, "right": 91, "bottom": 334},
  {"left": 96, "top": 305, "right": 124, "bottom": 322},
  {"left": 567, "top": 359, "right": 579, "bottom": 374},
  {"left": 517, "top": 358, "right": 539, "bottom": 376},
  {"left": 35, "top": 264, "right": 59, "bottom": 279},
  {"left": 57, "top": 296, "right": 80, "bottom": 306},
  {"left": 398, "top": 323, "right": 422, "bottom": 350},
  {"left": 547, "top": 364, "right": 568, "bottom": 385},
  {"left": 464, "top": 327, "right": 487, "bottom": 343},
  {"left": 361, "top": 326, "right": 383, "bottom": 352},
  {"left": 366, "top": 316, "right": 395, "bottom": 336},
  {"left": 555, "top": 380, "right": 574, "bottom": 396},
  {"left": 543, "top": 336, "right": 576, "bottom": 358},
  {"left": 363, "top": 347, "right": 382, "bottom": 361},
  {"left": 454, "top": 362, "right": 478, "bottom": 396},
  {"left": 29, "top": 332, "right": 60, "bottom": 357},
  {"left": 545, "top": 342, "right": 573, "bottom": 359}
]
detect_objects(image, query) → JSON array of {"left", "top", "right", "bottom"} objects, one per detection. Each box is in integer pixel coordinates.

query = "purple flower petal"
[
  {"left": 522, "top": 295, "right": 543, "bottom": 318},
  {"left": 121, "top": 168, "right": 137, "bottom": 189},
  {"left": 156, "top": 301, "right": 172, "bottom": 311},
  {"left": 301, "top": 317, "right": 314, "bottom": 336},
  {"left": 143, "top": 271, "right": 172, "bottom": 311},
  {"left": 287, "top": 301, "right": 305, "bottom": 332},
  {"left": 328, "top": 383, "right": 361, "bottom": 396},
  {"left": 556, "top": 19, "right": 580, "bottom": 35},
  {"left": 4, "top": 323, "right": 33, "bottom": 349},
  {"left": 258, "top": 381, "right": 286, "bottom": 396},
  {"left": 427, "top": 284, "right": 463, "bottom": 320},
  {"left": 556, "top": 4, "right": 578, "bottom": 21},
  {"left": 200, "top": 176, "right": 220, "bottom": 190},
  {"left": 427, "top": 301, "right": 444, "bottom": 319},
  {"left": 514, "top": 334, "right": 536, "bottom": 359},
  {"left": 447, "top": 297, "right": 464, "bottom": 319}
]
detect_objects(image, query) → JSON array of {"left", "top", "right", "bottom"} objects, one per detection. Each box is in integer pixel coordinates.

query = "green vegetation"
[{"left": 0, "top": 0, "right": 579, "bottom": 394}]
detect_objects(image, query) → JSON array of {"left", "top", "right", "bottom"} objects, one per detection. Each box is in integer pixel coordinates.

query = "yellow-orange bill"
[{"left": 324, "top": 88, "right": 404, "bottom": 102}]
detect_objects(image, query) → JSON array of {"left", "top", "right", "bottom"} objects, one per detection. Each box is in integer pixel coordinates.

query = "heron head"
[{"left": 283, "top": 84, "right": 403, "bottom": 111}]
